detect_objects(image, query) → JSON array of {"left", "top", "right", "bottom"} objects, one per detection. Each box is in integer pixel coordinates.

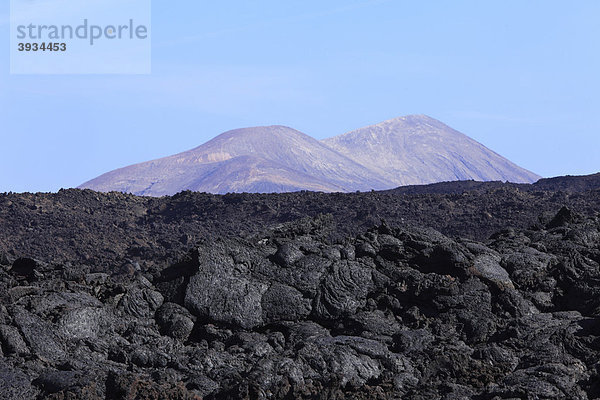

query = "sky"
[{"left": 1, "top": 0, "right": 599, "bottom": 193}]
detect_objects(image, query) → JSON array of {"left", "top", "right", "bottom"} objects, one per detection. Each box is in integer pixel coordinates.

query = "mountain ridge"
[
  {"left": 323, "top": 114, "right": 540, "bottom": 186},
  {"left": 81, "top": 125, "right": 393, "bottom": 196},
  {"left": 80, "top": 115, "right": 540, "bottom": 196}
]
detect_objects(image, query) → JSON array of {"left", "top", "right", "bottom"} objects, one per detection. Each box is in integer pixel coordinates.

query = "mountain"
[
  {"left": 80, "top": 115, "right": 540, "bottom": 196},
  {"left": 322, "top": 115, "right": 540, "bottom": 186},
  {"left": 80, "top": 126, "right": 393, "bottom": 196}
]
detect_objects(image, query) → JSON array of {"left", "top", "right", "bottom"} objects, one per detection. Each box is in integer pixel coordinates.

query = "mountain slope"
[
  {"left": 80, "top": 116, "right": 541, "bottom": 196},
  {"left": 80, "top": 126, "right": 393, "bottom": 196},
  {"left": 322, "top": 115, "right": 540, "bottom": 186}
]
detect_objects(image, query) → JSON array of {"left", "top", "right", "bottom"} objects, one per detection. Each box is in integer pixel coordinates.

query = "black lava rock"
[{"left": 0, "top": 182, "right": 599, "bottom": 399}]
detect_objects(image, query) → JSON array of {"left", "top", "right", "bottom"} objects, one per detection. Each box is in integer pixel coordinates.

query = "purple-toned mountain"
[
  {"left": 80, "top": 115, "right": 540, "bottom": 195},
  {"left": 323, "top": 115, "right": 540, "bottom": 186},
  {"left": 79, "top": 125, "right": 393, "bottom": 196}
]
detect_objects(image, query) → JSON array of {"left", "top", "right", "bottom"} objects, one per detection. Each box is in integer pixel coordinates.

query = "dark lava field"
[{"left": 0, "top": 173, "right": 600, "bottom": 399}]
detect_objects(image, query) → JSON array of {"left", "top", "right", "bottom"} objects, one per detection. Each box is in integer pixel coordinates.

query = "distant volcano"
[
  {"left": 323, "top": 115, "right": 540, "bottom": 186},
  {"left": 80, "top": 115, "right": 540, "bottom": 196}
]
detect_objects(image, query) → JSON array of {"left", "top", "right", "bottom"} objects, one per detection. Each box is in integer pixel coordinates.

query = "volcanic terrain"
[{"left": 0, "top": 174, "right": 600, "bottom": 398}]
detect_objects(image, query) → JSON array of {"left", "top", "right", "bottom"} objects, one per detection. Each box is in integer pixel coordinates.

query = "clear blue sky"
[{"left": 1, "top": 1, "right": 599, "bottom": 192}]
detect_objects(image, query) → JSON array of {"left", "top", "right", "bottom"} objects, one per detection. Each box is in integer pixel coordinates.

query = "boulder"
[
  {"left": 0, "top": 324, "right": 29, "bottom": 355},
  {"left": 32, "top": 370, "right": 89, "bottom": 395},
  {"left": 313, "top": 261, "right": 374, "bottom": 320},
  {"left": 155, "top": 302, "right": 195, "bottom": 341},
  {"left": 471, "top": 254, "right": 514, "bottom": 289},
  {"left": 11, "top": 307, "right": 66, "bottom": 361},
  {"left": 261, "top": 283, "right": 312, "bottom": 323},
  {"left": 272, "top": 243, "right": 304, "bottom": 267},
  {"left": 118, "top": 281, "right": 164, "bottom": 319},
  {"left": 58, "top": 306, "right": 113, "bottom": 340},
  {"left": 185, "top": 270, "right": 268, "bottom": 329}
]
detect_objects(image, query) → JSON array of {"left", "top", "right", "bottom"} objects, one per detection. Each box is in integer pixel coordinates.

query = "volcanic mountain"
[
  {"left": 80, "top": 115, "right": 540, "bottom": 195},
  {"left": 80, "top": 125, "right": 393, "bottom": 196},
  {"left": 323, "top": 115, "right": 540, "bottom": 186}
]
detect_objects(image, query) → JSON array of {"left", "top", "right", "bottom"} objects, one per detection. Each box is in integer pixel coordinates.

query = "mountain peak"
[
  {"left": 220, "top": 125, "right": 298, "bottom": 134},
  {"left": 200, "top": 125, "right": 305, "bottom": 143},
  {"left": 391, "top": 114, "right": 436, "bottom": 121},
  {"left": 80, "top": 116, "right": 540, "bottom": 196},
  {"left": 345, "top": 115, "right": 453, "bottom": 139},
  {"left": 323, "top": 116, "right": 540, "bottom": 186},
  {"left": 369, "top": 114, "right": 445, "bottom": 128},
  {"left": 80, "top": 125, "right": 392, "bottom": 196}
]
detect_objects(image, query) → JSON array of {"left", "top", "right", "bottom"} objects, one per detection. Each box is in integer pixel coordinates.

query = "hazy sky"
[{"left": 1, "top": 1, "right": 599, "bottom": 192}]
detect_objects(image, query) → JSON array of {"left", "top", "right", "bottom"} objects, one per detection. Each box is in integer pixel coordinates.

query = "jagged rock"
[
  {"left": 155, "top": 302, "right": 195, "bottom": 341},
  {"left": 313, "top": 260, "right": 374, "bottom": 320},
  {"left": 7, "top": 285, "right": 40, "bottom": 303},
  {"left": 32, "top": 370, "right": 90, "bottom": 395},
  {"left": 11, "top": 306, "right": 66, "bottom": 362},
  {"left": 186, "top": 374, "right": 219, "bottom": 397},
  {"left": 85, "top": 272, "right": 109, "bottom": 286},
  {"left": 355, "top": 241, "right": 377, "bottom": 258},
  {"left": 130, "top": 346, "right": 170, "bottom": 368},
  {"left": 296, "top": 335, "right": 389, "bottom": 386},
  {"left": 185, "top": 258, "right": 269, "bottom": 329},
  {"left": 471, "top": 254, "right": 514, "bottom": 289},
  {"left": 25, "top": 291, "right": 103, "bottom": 316},
  {"left": 547, "top": 206, "right": 575, "bottom": 229},
  {"left": 0, "top": 252, "right": 11, "bottom": 266},
  {"left": 256, "top": 253, "right": 329, "bottom": 298},
  {"left": 377, "top": 234, "right": 405, "bottom": 261},
  {"left": 0, "top": 324, "right": 29, "bottom": 355},
  {"left": 502, "top": 248, "right": 557, "bottom": 298},
  {"left": 105, "top": 370, "right": 199, "bottom": 400},
  {"left": 272, "top": 243, "right": 304, "bottom": 267},
  {"left": 340, "top": 245, "right": 356, "bottom": 261},
  {"left": 261, "top": 283, "right": 312, "bottom": 323},
  {"left": 118, "top": 282, "right": 164, "bottom": 319},
  {"left": 348, "top": 310, "right": 402, "bottom": 337},
  {"left": 0, "top": 361, "right": 38, "bottom": 399},
  {"left": 0, "top": 197, "right": 600, "bottom": 398},
  {"left": 58, "top": 307, "right": 112, "bottom": 340}
]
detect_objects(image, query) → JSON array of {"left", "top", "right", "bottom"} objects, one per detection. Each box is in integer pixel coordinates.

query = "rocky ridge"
[
  {"left": 0, "top": 207, "right": 600, "bottom": 398},
  {"left": 1, "top": 174, "right": 599, "bottom": 399},
  {"left": 2, "top": 174, "right": 600, "bottom": 273}
]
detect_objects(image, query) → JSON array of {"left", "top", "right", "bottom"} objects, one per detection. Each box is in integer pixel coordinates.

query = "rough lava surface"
[{"left": 0, "top": 174, "right": 599, "bottom": 399}]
